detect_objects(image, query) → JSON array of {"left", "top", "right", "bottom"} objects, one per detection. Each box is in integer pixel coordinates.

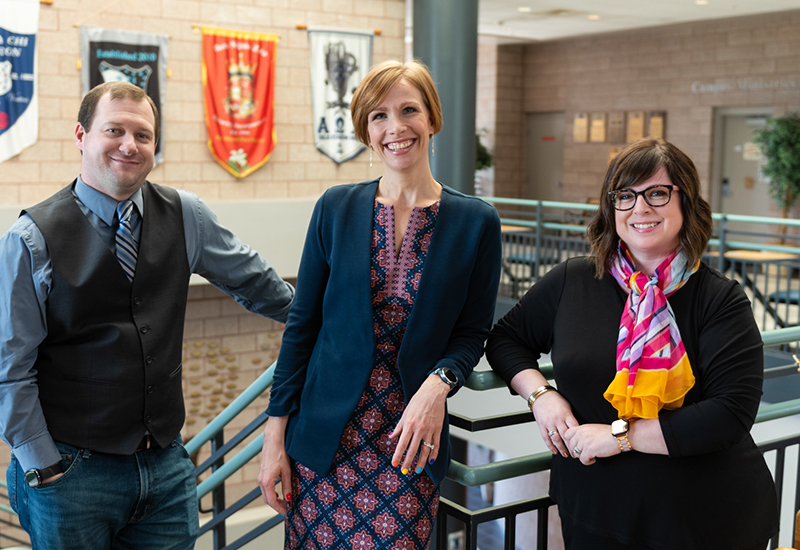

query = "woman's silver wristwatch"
[{"left": 433, "top": 367, "right": 458, "bottom": 389}]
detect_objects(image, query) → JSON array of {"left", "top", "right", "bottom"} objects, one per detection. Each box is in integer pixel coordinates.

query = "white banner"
[
  {"left": 0, "top": 0, "right": 39, "bottom": 164},
  {"left": 308, "top": 28, "right": 372, "bottom": 164},
  {"left": 80, "top": 27, "right": 169, "bottom": 164}
]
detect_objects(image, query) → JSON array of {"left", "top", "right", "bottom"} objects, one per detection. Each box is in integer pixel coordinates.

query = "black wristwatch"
[
  {"left": 25, "top": 462, "right": 64, "bottom": 488},
  {"left": 432, "top": 367, "right": 458, "bottom": 390}
]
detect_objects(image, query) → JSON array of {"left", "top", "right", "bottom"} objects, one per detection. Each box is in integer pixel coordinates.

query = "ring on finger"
[
  {"left": 574, "top": 447, "right": 582, "bottom": 456},
  {"left": 547, "top": 430, "right": 557, "bottom": 437},
  {"left": 422, "top": 441, "right": 435, "bottom": 450}
]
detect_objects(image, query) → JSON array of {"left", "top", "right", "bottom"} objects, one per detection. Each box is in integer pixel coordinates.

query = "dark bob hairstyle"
[{"left": 586, "top": 138, "right": 713, "bottom": 278}]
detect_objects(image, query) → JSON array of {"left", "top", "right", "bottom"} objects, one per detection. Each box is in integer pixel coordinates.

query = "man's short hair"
[{"left": 78, "top": 81, "right": 160, "bottom": 143}]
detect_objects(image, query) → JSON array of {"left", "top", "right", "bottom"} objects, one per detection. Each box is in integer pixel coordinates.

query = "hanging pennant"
[
  {"left": 202, "top": 27, "right": 278, "bottom": 178},
  {"left": 308, "top": 28, "right": 372, "bottom": 164},
  {"left": 0, "top": 0, "right": 39, "bottom": 164},
  {"left": 80, "top": 26, "right": 169, "bottom": 165}
]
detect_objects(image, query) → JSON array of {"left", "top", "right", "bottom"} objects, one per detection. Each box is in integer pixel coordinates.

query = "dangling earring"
[
  {"left": 430, "top": 135, "right": 434, "bottom": 157},
  {"left": 369, "top": 146, "right": 372, "bottom": 168}
]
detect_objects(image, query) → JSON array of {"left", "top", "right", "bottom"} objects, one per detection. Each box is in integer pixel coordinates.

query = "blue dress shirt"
[{"left": 0, "top": 177, "right": 294, "bottom": 472}]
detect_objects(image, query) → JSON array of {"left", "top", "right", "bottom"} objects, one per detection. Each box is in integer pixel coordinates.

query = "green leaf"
[{"left": 752, "top": 112, "right": 800, "bottom": 211}]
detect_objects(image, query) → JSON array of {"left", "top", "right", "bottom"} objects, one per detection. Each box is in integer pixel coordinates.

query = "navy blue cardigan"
[{"left": 267, "top": 179, "right": 502, "bottom": 484}]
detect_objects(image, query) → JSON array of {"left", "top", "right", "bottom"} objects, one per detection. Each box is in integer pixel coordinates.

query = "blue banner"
[
  {"left": 0, "top": 29, "right": 35, "bottom": 138},
  {"left": 0, "top": 0, "right": 39, "bottom": 163}
]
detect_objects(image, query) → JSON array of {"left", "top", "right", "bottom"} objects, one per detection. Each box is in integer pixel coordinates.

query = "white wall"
[{"left": 0, "top": 198, "right": 317, "bottom": 281}]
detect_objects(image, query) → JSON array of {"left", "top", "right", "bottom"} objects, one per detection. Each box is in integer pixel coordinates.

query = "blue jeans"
[{"left": 8, "top": 437, "right": 199, "bottom": 550}]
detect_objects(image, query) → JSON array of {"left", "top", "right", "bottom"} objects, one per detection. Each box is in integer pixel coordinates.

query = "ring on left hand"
[
  {"left": 573, "top": 447, "right": 582, "bottom": 456},
  {"left": 422, "top": 441, "right": 435, "bottom": 450},
  {"left": 547, "top": 430, "right": 557, "bottom": 437}
]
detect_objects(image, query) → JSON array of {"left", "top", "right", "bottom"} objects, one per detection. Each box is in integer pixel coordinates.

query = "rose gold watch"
[{"left": 611, "top": 418, "right": 633, "bottom": 452}]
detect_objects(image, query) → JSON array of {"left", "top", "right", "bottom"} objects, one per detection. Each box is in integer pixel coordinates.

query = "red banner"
[{"left": 202, "top": 27, "right": 278, "bottom": 178}]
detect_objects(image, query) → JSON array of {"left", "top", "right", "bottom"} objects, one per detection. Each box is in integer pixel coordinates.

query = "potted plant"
[
  {"left": 752, "top": 112, "right": 800, "bottom": 239},
  {"left": 474, "top": 129, "right": 493, "bottom": 196}
]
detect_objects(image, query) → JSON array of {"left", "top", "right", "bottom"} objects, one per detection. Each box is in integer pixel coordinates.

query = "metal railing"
[
  {"left": 485, "top": 197, "right": 800, "bottom": 347},
  {"left": 5, "top": 198, "right": 800, "bottom": 549},
  {"left": 3, "top": 344, "right": 797, "bottom": 550},
  {"left": 187, "top": 327, "right": 800, "bottom": 550}
]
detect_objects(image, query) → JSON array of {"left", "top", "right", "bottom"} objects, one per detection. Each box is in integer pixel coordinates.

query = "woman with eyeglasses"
[{"left": 486, "top": 138, "right": 778, "bottom": 549}]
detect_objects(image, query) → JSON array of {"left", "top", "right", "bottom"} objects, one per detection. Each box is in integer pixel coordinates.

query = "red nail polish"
[
  {"left": 392, "top": 461, "right": 399, "bottom": 468},
  {"left": 286, "top": 493, "right": 292, "bottom": 501}
]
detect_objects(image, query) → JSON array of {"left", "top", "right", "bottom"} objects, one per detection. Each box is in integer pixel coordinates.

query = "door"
[
  {"left": 526, "top": 112, "right": 564, "bottom": 201},
  {"left": 715, "top": 109, "right": 774, "bottom": 241}
]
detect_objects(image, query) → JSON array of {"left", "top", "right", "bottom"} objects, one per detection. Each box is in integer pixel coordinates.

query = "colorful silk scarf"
[{"left": 604, "top": 244, "right": 699, "bottom": 419}]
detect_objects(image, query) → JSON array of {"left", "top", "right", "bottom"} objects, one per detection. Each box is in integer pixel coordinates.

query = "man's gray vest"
[{"left": 25, "top": 181, "right": 191, "bottom": 454}]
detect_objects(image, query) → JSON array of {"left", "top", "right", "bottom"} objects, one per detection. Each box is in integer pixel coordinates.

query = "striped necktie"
[{"left": 115, "top": 200, "right": 138, "bottom": 281}]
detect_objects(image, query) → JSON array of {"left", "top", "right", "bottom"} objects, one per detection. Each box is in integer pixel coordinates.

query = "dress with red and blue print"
[{"left": 284, "top": 199, "right": 441, "bottom": 550}]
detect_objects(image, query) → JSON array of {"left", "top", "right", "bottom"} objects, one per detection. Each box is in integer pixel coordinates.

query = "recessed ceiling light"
[
  {"left": 587, "top": 14, "right": 600, "bottom": 20},
  {"left": 517, "top": 6, "right": 533, "bottom": 13},
  {"left": 694, "top": 0, "right": 709, "bottom": 5}
]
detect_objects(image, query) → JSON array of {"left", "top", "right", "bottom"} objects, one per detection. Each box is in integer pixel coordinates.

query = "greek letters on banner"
[
  {"left": 80, "top": 26, "right": 169, "bottom": 164},
  {"left": 0, "top": 0, "right": 39, "bottom": 164},
  {"left": 202, "top": 27, "right": 278, "bottom": 178},
  {"left": 308, "top": 28, "right": 372, "bottom": 164}
]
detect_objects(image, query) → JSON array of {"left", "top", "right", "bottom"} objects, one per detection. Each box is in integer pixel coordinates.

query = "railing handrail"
[
  {"left": 483, "top": 195, "right": 800, "bottom": 229},
  {"left": 185, "top": 365, "right": 275, "bottom": 457},
  {"left": 191, "top": 326, "right": 800, "bottom": 500}
]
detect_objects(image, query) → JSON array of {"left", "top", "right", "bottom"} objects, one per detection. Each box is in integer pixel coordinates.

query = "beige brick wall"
[
  {"left": 181, "top": 283, "right": 288, "bottom": 511},
  {"left": 0, "top": 0, "right": 405, "bottom": 539},
  {"left": 0, "top": 0, "right": 405, "bottom": 206},
  {"left": 493, "top": 9, "right": 800, "bottom": 205},
  {"left": 493, "top": 43, "right": 524, "bottom": 199}
]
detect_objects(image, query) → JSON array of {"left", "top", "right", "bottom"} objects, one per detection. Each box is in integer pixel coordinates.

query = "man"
[{"left": 0, "top": 81, "right": 294, "bottom": 549}]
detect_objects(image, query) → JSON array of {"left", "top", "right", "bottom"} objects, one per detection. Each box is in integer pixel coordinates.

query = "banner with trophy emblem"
[
  {"left": 308, "top": 28, "right": 372, "bottom": 164},
  {"left": 0, "top": 0, "right": 39, "bottom": 164},
  {"left": 80, "top": 26, "right": 168, "bottom": 164},
  {"left": 202, "top": 27, "right": 278, "bottom": 178}
]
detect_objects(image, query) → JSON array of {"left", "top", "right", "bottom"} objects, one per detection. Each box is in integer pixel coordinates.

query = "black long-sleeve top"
[{"left": 486, "top": 257, "right": 778, "bottom": 550}]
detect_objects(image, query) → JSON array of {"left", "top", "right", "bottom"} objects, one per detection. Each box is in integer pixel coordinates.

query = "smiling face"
[
  {"left": 366, "top": 78, "right": 434, "bottom": 176},
  {"left": 75, "top": 92, "right": 156, "bottom": 201},
  {"left": 615, "top": 166, "right": 683, "bottom": 273}
]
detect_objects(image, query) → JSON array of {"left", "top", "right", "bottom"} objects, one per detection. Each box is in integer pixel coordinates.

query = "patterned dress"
[{"left": 285, "top": 199, "right": 441, "bottom": 550}]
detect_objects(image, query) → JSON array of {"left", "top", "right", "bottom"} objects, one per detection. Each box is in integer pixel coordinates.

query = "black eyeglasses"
[{"left": 608, "top": 185, "right": 679, "bottom": 211}]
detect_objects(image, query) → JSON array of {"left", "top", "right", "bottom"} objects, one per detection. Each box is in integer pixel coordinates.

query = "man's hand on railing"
[{"left": 257, "top": 416, "right": 292, "bottom": 516}]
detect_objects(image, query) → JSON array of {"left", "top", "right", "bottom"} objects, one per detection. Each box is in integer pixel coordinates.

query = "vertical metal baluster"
[
  {"left": 794, "top": 444, "right": 800, "bottom": 547},
  {"left": 211, "top": 431, "right": 226, "bottom": 549},
  {"left": 535, "top": 203, "right": 543, "bottom": 283},
  {"left": 467, "top": 520, "right": 478, "bottom": 550},
  {"left": 537, "top": 505, "right": 549, "bottom": 549},
  {"left": 504, "top": 515, "right": 516, "bottom": 550},
  {"left": 771, "top": 448, "right": 785, "bottom": 550},
  {"left": 718, "top": 216, "right": 727, "bottom": 273},
  {"left": 436, "top": 509, "right": 447, "bottom": 550}
]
